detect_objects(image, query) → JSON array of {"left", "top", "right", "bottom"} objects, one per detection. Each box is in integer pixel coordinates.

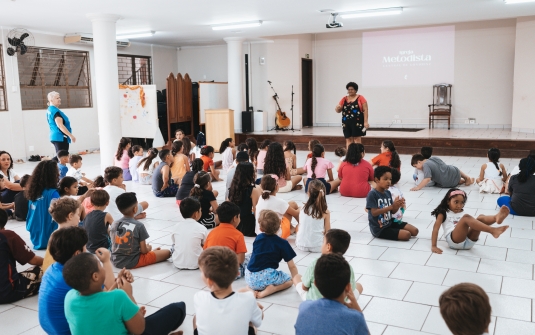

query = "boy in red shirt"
[{"left": 204, "top": 201, "right": 248, "bottom": 278}]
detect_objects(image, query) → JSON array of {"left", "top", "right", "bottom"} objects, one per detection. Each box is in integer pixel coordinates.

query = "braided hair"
[
  {"left": 310, "top": 144, "right": 325, "bottom": 179},
  {"left": 487, "top": 148, "right": 502, "bottom": 176}
]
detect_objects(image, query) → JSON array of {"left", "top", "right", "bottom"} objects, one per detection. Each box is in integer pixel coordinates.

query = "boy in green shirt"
[
  {"left": 63, "top": 251, "right": 186, "bottom": 335},
  {"left": 292, "top": 229, "right": 363, "bottom": 301}
]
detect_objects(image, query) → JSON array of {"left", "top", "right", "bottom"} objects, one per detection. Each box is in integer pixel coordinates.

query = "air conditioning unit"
[{"left": 64, "top": 34, "right": 131, "bottom": 48}]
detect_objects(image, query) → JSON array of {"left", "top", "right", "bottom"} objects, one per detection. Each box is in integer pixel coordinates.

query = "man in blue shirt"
[{"left": 294, "top": 254, "right": 369, "bottom": 335}]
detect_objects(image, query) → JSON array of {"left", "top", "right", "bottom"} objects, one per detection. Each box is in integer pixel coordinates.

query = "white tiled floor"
[{"left": 2, "top": 149, "right": 535, "bottom": 335}]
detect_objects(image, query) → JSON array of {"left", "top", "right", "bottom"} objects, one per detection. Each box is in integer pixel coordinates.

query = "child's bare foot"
[
  {"left": 495, "top": 205, "right": 510, "bottom": 224},
  {"left": 256, "top": 285, "right": 277, "bottom": 299},
  {"left": 465, "top": 177, "right": 475, "bottom": 186},
  {"left": 491, "top": 225, "right": 509, "bottom": 239},
  {"left": 135, "top": 212, "right": 147, "bottom": 220}
]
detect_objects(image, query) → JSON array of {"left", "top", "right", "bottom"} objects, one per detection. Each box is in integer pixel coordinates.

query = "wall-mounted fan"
[{"left": 6, "top": 28, "right": 35, "bottom": 56}]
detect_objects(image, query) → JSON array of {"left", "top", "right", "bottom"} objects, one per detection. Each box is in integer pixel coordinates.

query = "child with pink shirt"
[
  {"left": 304, "top": 144, "right": 341, "bottom": 194},
  {"left": 114, "top": 137, "right": 133, "bottom": 181}
]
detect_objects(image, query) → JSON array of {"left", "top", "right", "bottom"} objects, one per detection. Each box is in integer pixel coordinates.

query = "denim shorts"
[{"left": 445, "top": 232, "right": 476, "bottom": 250}]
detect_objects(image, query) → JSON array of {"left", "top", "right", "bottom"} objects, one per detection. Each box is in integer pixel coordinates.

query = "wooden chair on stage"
[{"left": 429, "top": 83, "right": 452, "bottom": 129}]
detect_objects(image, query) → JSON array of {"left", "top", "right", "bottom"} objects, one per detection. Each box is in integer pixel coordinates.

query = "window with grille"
[
  {"left": 17, "top": 47, "right": 92, "bottom": 110},
  {"left": 0, "top": 45, "right": 7, "bottom": 111},
  {"left": 117, "top": 54, "right": 152, "bottom": 85}
]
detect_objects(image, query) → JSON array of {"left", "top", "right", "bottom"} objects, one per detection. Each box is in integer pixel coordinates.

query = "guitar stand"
[{"left": 287, "top": 85, "right": 300, "bottom": 132}]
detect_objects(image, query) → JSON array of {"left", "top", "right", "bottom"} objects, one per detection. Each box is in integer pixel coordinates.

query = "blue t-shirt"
[
  {"left": 247, "top": 233, "right": 296, "bottom": 272},
  {"left": 39, "top": 262, "right": 72, "bottom": 335},
  {"left": 58, "top": 163, "right": 68, "bottom": 179},
  {"left": 295, "top": 299, "right": 369, "bottom": 335},
  {"left": 366, "top": 188, "right": 394, "bottom": 237},
  {"left": 27, "top": 188, "right": 60, "bottom": 250}
]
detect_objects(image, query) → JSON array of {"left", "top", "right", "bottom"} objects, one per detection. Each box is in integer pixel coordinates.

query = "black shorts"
[
  {"left": 377, "top": 221, "right": 408, "bottom": 241},
  {"left": 342, "top": 121, "right": 366, "bottom": 138},
  {"left": 194, "top": 327, "right": 255, "bottom": 335}
]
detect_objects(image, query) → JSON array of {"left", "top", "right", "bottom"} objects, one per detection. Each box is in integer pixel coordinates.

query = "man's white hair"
[{"left": 47, "top": 91, "right": 60, "bottom": 101}]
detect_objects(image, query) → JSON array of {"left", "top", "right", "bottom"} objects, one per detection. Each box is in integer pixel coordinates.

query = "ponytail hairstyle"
[
  {"left": 219, "top": 138, "right": 233, "bottom": 154},
  {"left": 246, "top": 138, "right": 258, "bottom": 163},
  {"left": 284, "top": 140, "right": 297, "bottom": 155},
  {"left": 308, "top": 139, "right": 320, "bottom": 152},
  {"left": 256, "top": 139, "right": 272, "bottom": 162},
  {"left": 237, "top": 143, "right": 248, "bottom": 152},
  {"left": 303, "top": 179, "right": 328, "bottom": 219},
  {"left": 260, "top": 174, "right": 278, "bottom": 200},
  {"left": 191, "top": 158, "right": 204, "bottom": 172},
  {"left": 189, "top": 171, "right": 211, "bottom": 200},
  {"left": 182, "top": 137, "right": 192, "bottom": 157},
  {"left": 115, "top": 137, "right": 132, "bottom": 161},
  {"left": 344, "top": 143, "right": 364, "bottom": 165},
  {"left": 58, "top": 176, "right": 78, "bottom": 197},
  {"left": 130, "top": 145, "right": 143, "bottom": 157},
  {"left": 517, "top": 157, "right": 535, "bottom": 183},
  {"left": 171, "top": 141, "right": 184, "bottom": 156},
  {"left": 431, "top": 188, "right": 467, "bottom": 218},
  {"left": 263, "top": 142, "right": 287, "bottom": 179},
  {"left": 137, "top": 148, "right": 159, "bottom": 171},
  {"left": 92, "top": 175, "right": 106, "bottom": 188},
  {"left": 383, "top": 140, "right": 401, "bottom": 169},
  {"left": 200, "top": 145, "right": 215, "bottom": 157},
  {"left": 487, "top": 148, "right": 502, "bottom": 176},
  {"left": 228, "top": 162, "right": 255, "bottom": 205},
  {"left": 310, "top": 144, "right": 325, "bottom": 179}
]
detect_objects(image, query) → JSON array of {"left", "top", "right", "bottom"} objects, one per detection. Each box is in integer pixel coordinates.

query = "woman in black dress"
[
  {"left": 335, "top": 82, "right": 369, "bottom": 148},
  {"left": 228, "top": 162, "right": 261, "bottom": 237}
]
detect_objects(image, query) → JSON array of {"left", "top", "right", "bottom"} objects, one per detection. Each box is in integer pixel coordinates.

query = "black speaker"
[{"left": 242, "top": 111, "right": 254, "bottom": 133}]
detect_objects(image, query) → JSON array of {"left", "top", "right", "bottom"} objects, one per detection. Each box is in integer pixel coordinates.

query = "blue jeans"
[{"left": 497, "top": 196, "right": 518, "bottom": 216}]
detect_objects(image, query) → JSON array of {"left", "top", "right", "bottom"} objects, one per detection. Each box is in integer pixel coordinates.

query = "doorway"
[{"left": 301, "top": 58, "right": 313, "bottom": 127}]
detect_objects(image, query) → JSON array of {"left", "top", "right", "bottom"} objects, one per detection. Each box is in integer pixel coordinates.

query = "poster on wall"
[{"left": 118, "top": 84, "right": 159, "bottom": 138}]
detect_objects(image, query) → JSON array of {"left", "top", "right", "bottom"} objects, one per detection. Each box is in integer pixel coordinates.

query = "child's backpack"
[{"left": 196, "top": 131, "right": 206, "bottom": 148}]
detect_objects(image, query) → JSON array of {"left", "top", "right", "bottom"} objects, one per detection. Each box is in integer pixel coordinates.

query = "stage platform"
[{"left": 236, "top": 127, "right": 535, "bottom": 158}]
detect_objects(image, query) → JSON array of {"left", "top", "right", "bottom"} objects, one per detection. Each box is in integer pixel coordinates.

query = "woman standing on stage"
[{"left": 335, "top": 82, "right": 369, "bottom": 148}]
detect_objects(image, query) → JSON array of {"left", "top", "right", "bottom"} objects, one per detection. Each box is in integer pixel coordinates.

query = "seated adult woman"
[
  {"left": 228, "top": 162, "right": 261, "bottom": 237},
  {"left": 338, "top": 143, "right": 374, "bottom": 198},
  {"left": 26, "top": 160, "right": 61, "bottom": 249},
  {"left": 263, "top": 142, "right": 302, "bottom": 192},
  {"left": 498, "top": 157, "right": 535, "bottom": 216},
  {"left": 0, "top": 151, "right": 22, "bottom": 203}
]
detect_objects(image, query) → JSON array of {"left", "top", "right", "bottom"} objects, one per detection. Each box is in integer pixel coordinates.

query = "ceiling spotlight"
[
  {"left": 212, "top": 20, "right": 262, "bottom": 31},
  {"left": 339, "top": 7, "right": 403, "bottom": 19},
  {"left": 504, "top": 0, "right": 535, "bottom": 3},
  {"left": 116, "top": 31, "right": 155, "bottom": 39}
]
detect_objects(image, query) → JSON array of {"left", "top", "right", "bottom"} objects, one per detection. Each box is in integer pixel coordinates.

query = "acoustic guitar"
[{"left": 270, "top": 82, "right": 291, "bottom": 128}]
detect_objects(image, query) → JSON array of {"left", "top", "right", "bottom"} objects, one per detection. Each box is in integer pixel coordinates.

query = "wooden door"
[
  {"left": 183, "top": 74, "right": 193, "bottom": 121},
  {"left": 176, "top": 73, "right": 185, "bottom": 122},
  {"left": 166, "top": 73, "right": 177, "bottom": 140}
]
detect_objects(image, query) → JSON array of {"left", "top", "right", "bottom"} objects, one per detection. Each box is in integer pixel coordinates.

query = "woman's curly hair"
[{"left": 26, "top": 160, "right": 60, "bottom": 201}]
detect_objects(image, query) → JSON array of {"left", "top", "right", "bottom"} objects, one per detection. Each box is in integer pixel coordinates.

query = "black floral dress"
[{"left": 341, "top": 96, "right": 366, "bottom": 138}]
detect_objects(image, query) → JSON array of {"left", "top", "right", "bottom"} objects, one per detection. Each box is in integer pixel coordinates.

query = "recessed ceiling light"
[
  {"left": 318, "top": 9, "right": 335, "bottom": 13},
  {"left": 116, "top": 31, "right": 155, "bottom": 39},
  {"left": 339, "top": 7, "right": 403, "bottom": 19},
  {"left": 504, "top": 0, "right": 535, "bottom": 3},
  {"left": 212, "top": 20, "right": 262, "bottom": 31}
]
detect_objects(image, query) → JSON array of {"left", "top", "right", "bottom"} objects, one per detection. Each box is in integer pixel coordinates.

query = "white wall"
[
  {"left": 314, "top": 19, "right": 516, "bottom": 128},
  {"left": 0, "top": 31, "right": 177, "bottom": 159},
  {"left": 177, "top": 45, "right": 228, "bottom": 82}
]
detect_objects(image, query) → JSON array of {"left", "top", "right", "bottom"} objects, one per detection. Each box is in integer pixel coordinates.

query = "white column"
[
  {"left": 224, "top": 37, "right": 245, "bottom": 132},
  {"left": 87, "top": 13, "right": 122, "bottom": 172}
]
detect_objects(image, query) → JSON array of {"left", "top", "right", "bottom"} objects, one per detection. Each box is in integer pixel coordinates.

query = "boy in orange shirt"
[{"left": 204, "top": 201, "right": 248, "bottom": 278}]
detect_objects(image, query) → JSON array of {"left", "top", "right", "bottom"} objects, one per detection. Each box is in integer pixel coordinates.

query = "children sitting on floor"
[
  {"left": 200, "top": 145, "right": 222, "bottom": 181},
  {"left": 58, "top": 176, "right": 81, "bottom": 198},
  {"left": 366, "top": 166, "right": 419, "bottom": 241},
  {"left": 430, "top": 188, "right": 509, "bottom": 254},
  {"left": 255, "top": 175, "right": 300, "bottom": 239},
  {"left": 110, "top": 192, "right": 171, "bottom": 269},
  {"left": 63, "top": 252, "right": 186, "bottom": 335},
  {"left": 439, "top": 283, "right": 491, "bottom": 335},
  {"left": 114, "top": 137, "right": 133, "bottom": 181},
  {"left": 338, "top": 143, "right": 374, "bottom": 198},
  {"left": 389, "top": 168, "right": 406, "bottom": 225},
  {"left": 13, "top": 174, "right": 30, "bottom": 221},
  {"left": 84, "top": 189, "right": 114, "bottom": 253},
  {"left": 190, "top": 171, "right": 219, "bottom": 229},
  {"left": 304, "top": 144, "right": 340, "bottom": 194},
  {"left": 42, "top": 197, "right": 81, "bottom": 272},
  {"left": 228, "top": 162, "right": 261, "bottom": 237},
  {"left": 66, "top": 154, "right": 93, "bottom": 194},
  {"left": 176, "top": 158, "right": 204, "bottom": 205},
  {"left": 498, "top": 156, "right": 535, "bottom": 216},
  {"left": 477, "top": 148, "right": 507, "bottom": 194},
  {"left": 246, "top": 209, "right": 298, "bottom": 298},
  {"left": 204, "top": 202, "right": 248, "bottom": 278},
  {"left": 80, "top": 175, "right": 106, "bottom": 216},
  {"left": 104, "top": 166, "right": 148, "bottom": 220},
  {"left": 0, "top": 209, "right": 43, "bottom": 304},
  {"left": 128, "top": 145, "right": 144, "bottom": 182},
  {"left": 225, "top": 151, "right": 251, "bottom": 200},
  {"left": 294, "top": 253, "right": 369, "bottom": 335},
  {"left": 151, "top": 149, "right": 179, "bottom": 198},
  {"left": 293, "top": 229, "right": 362, "bottom": 301},
  {"left": 413, "top": 146, "right": 433, "bottom": 186},
  {"left": 255, "top": 139, "right": 271, "bottom": 176},
  {"left": 220, "top": 137, "right": 236, "bottom": 170},
  {"left": 295, "top": 179, "right": 330, "bottom": 252},
  {"left": 411, "top": 154, "right": 474, "bottom": 191},
  {"left": 194, "top": 247, "right": 263, "bottom": 335},
  {"left": 172, "top": 197, "right": 207, "bottom": 269},
  {"left": 136, "top": 148, "right": 159, "bottom": 185},
  {"left": 171, "top": 141, "right": 190, "bottom": 183},
  {"left": 306, "top": 139, "right": 320, "bottom": 160},
  {"left": 57, "top": 150, "right": 69, "bottom": 179},
  {"left": 371, "top": 140, "right": 401, "bottom": 171},
  {"left": 334, "top": 146, "right": 347, "bottom": 171}
]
